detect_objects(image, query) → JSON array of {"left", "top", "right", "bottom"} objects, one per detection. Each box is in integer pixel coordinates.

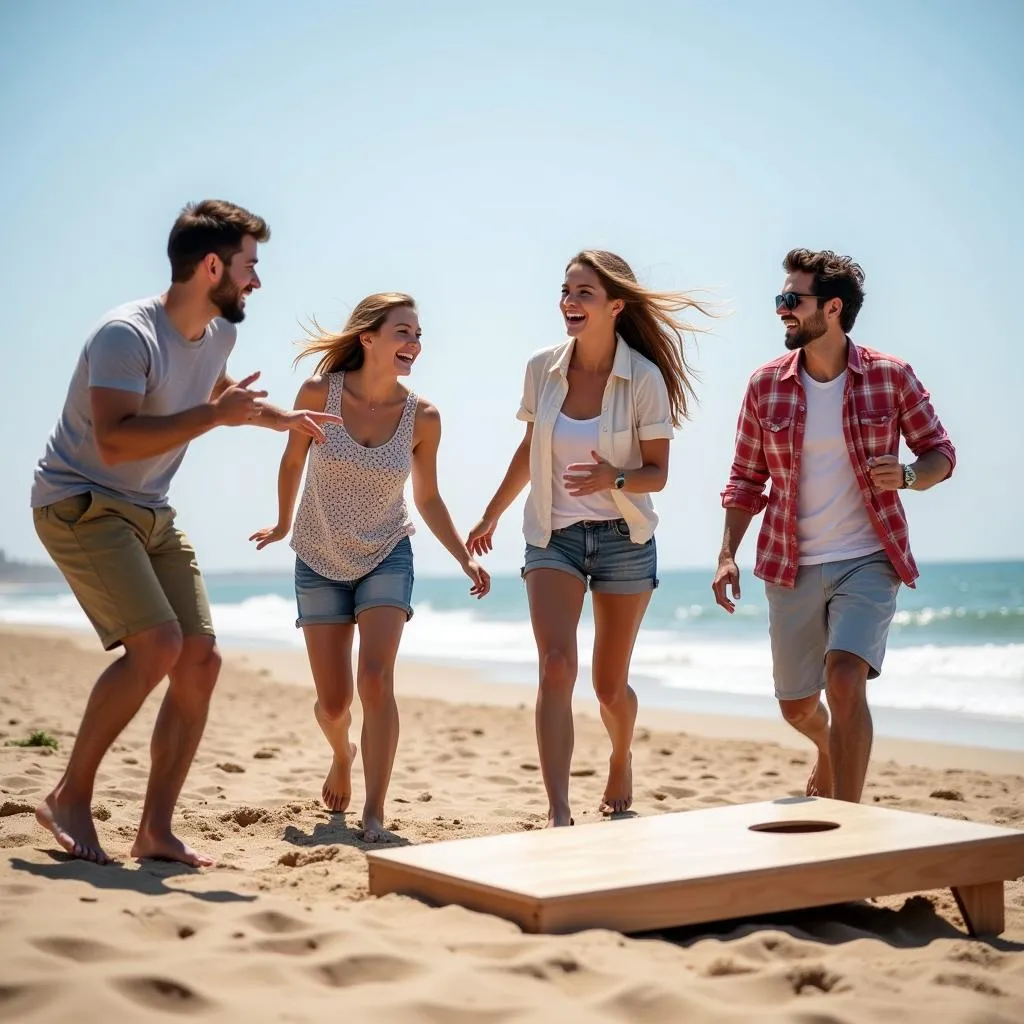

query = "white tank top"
[
  {"left": 797, "top": 369, "right": 883, "bottom": 564},
  {"left": 550, "top": 412, "right": 621, "bottom": 529},
  {"left": 290, "top": 371, "right": 417, "bottom": 581}
]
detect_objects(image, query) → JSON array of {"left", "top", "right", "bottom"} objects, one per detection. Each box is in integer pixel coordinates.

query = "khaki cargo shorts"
[{"left": 33, "top": 491, "right": 214, "bottom": 651}]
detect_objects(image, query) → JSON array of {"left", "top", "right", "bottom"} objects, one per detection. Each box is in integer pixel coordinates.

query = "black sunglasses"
[{"left": 775, "top": 291, "right": 819, "bottom": 311}]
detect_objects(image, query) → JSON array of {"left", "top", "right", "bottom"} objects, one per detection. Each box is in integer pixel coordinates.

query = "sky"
[{"left": 1, "top": 0, "right": 1021, "bottom": 577}]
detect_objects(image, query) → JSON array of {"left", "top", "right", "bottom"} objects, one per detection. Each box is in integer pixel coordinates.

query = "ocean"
[{"left": 2, "top": 560, "right": 1022, "bottom": 751}]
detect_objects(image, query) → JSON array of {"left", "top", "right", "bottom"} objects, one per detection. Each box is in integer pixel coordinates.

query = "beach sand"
[{"left": 2, "top": 624, "right": 1022, "bottom": 1022}]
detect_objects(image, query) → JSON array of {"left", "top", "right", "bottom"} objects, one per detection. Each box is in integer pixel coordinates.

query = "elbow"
[
  {"left": 413, "top": 493, "right": 441, "bottom": 518},
  {"left": 649, "top": 472, "right": 669, "bottom": 494}
]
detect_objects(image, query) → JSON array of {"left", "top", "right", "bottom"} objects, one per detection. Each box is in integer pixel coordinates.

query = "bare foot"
[
  {"left": 131, "top": 830, "right": 214, "bottom": 868},
  {"left": 322, "top": 742, "right": 357, "bottom": 813},
  {"left": 599, "top": 753, "right": 633, "bottom": 815},
  {"left": 36, "top": 792, "right": 110, "bottom": 865},
  {"left": 546, "top": 806, "right": 573, "bottom": 828},
  {"left": 359, "top": 814, "right": 399, "bottom": 844},
  {"left": 806, "top": 751, "right": 834, "bottom": 798}
]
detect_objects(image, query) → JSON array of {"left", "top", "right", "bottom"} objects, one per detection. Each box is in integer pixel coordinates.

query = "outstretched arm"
[
  {"left": 249, "top": 377, "right": 328, "bottom": 550},
  {"left": 214, "top": 370, "right": 342, "bottom": 444},
  {"left": 92, "top": 370, "right": 269, "bottom": 466},
  {"left": 411, "top": 402, "right": 490, "bottom": 598}
]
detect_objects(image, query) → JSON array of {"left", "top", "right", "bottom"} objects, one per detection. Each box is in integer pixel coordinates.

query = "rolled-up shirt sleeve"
[
  {"left": 634, "top": 368, "right": 675, "bottom": 441},
  {"left": 516, "top": 356, "right": 537, "bottom": 422},
  {"left": 720, "top": 381, "right": 770, "bottom": 514},
  {"left": 899, "top": 363, "right": 956, "bottom": 478},
  {"left": 86, "top": 322, "right": 150, "bottom": 394}
]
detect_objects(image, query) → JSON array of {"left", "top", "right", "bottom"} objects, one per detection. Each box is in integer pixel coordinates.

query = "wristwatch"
[
  {"left": 614, "top": 471, "right": 626, "bottom": 490},
  {"left": 901, "top": 464, "right": 917, "bottom": 489}
]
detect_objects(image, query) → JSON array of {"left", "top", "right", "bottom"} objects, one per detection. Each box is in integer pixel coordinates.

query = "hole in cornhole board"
[{"left": 749, "top": 819, "right": 840, "bottom": 834}]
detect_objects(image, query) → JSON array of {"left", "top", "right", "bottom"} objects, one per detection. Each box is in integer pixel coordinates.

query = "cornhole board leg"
[{"left": 952, "top": 881, "right": 1005, "bottom": 937}]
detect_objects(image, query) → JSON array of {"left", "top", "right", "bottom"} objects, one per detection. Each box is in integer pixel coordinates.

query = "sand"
[{"left": 1, "top": 625, "right": 1022, "bottom": 1023}]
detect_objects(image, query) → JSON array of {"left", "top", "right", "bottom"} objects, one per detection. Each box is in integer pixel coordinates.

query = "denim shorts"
[
  {"left": 294, "top": 537, "right": 415, "bottom": 627},
  {"left": 522, "top": 519, "right": 658, "bottom": 594}
]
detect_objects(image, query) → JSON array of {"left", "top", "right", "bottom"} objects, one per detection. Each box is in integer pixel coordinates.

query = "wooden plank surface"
[{"left": 366, "top": 797, "right": 1024, "bottom": 935}]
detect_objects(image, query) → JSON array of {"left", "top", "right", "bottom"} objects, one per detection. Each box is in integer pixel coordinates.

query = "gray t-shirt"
[{"left": 31, "top": 296, "right": 236, "bottom": 509}]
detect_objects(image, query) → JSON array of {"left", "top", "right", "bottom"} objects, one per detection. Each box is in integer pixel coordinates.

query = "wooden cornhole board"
[{"left": 367, "top": 797, "right": 1024, "bottom": 936}]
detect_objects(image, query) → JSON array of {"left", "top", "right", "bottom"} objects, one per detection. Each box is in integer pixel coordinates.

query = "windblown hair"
[
  {"left": 568, "top": 250, "right": 712, "bottom": 426},
  {"left": 294, "top": 293, "right": 416, "bottom": 375},
  {"left": 167, "top": 199, "right": 270, "bottom": 283},
  {"left": 783, "top": 248, "right": 866, "bottom": 332}
]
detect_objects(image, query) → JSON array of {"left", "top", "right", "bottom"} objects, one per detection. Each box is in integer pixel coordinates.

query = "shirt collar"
[
  {"left": 780, "top": 336, "right": 862, "bottom": 381},
  {"left": 550, "top": 334, "right": 633, "bottom": 380}
]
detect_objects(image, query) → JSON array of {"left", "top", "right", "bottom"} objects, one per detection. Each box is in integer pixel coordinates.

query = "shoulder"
[
  {"left": 524, "top": 342, "right": 567, "bottom": 374},
  {"left": 414, "top": 394, "right": 441, "bottom": 425},
  {"left": 626, "top": 347, "right": 664, "bottom": 386},
  {"left": 853, "top": 343, "right": 912, "bottom": 373},
  {"left": 295, "top": 374, "right": 331, "bottom": 410},
  {"left": 746, "top": 352, "right": 794, "bottom": 389}
]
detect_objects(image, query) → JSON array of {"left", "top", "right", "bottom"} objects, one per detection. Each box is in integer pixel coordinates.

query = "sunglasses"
[{"left": 775, "top": 292, "right": 819, "bottom": 311}]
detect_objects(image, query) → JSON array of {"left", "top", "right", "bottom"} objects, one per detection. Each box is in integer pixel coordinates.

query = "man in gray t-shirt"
[{"left": 31, "top": 199, "right": 340, "bottom": 869}]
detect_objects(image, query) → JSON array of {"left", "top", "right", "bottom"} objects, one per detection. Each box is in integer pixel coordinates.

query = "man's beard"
[
  {"left": 784, "top": 308, "right": 827, "bottom": 350},
  {"left": 210, "top": 277, "right": 246, "bottom": 324}
]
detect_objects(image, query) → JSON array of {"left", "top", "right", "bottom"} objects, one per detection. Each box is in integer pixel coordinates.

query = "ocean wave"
[
  {"left": 3, "top": 591, "right": 1022, "bottom": 720},
  {"left": 893, "top": 605, "right": 1024, "bottom": 627}
]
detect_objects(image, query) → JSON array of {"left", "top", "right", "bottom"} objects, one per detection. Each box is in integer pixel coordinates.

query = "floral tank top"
[{"left": 290, "top": 371, "right": 417, "bottom": 581}]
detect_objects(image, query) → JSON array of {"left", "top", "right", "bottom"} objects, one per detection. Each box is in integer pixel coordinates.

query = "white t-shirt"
[
  {"left": 550, "top": 413, "right": 621, "bottom": 529},
  {"left": 797, "top": 369, "right": 883, "bottom": 565}
]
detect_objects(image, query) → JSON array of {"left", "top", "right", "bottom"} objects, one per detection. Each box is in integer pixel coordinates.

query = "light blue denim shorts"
[
  {"left": 522, "top": 519, "right": 658, "bottom": 595},
  {"left": 294, "top": 537, "right": 415, "bottom": 627}
]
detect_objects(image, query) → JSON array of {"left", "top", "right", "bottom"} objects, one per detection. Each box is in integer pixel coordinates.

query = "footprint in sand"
[
  {"left": 31, "top": 936, "right": 126, "bottom": 963},
  {"left": 112, "top": 976, "right": 215, "bottom": 1013},
  {"left": 309, "top": 954, "right": 422, "bottom": 988}
]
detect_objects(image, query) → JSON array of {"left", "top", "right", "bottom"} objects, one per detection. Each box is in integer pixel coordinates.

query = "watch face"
[{"left": 904, "top": 465, "right": 917, "bottom": 487}]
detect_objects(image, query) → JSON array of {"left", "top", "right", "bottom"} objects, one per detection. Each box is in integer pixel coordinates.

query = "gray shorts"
[{"left": 765, "top": 550, "right": 901, "bottom": 702}]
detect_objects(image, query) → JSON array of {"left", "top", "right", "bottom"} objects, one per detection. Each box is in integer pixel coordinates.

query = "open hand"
[
  {"left": 249, "top": 523, "right": 289, "bottom": 550},
  {"left": 467, "top": 516, "right": 498, "bottom": 556},
  {"left": 564, "top": 450, "right": 617, "bottom": 496},
  {"left": 867, "top": 454, "right": 904, "bottom": 492},
  {"left": 462, "top": 557, "right": 491, "bottom": 599},
  {"left": 263, "top": 406, "right": 344, "bottom": 445},
  {"left": 215, "top": 371, "right": 269, "bottom": 426},
  {"left": 712, "top": 556, "right": 741, "bottom": 614}
]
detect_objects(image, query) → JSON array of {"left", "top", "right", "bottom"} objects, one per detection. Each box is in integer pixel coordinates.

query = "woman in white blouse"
[{"left": 468, "top": 251, "right": 709, "bottom": 827}]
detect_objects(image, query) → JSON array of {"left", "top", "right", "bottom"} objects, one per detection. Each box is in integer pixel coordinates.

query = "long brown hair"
[
  {"left": 567, "top": 251, "right": 712, "bottom": 426},
  {"left": 294, "top": 292, "right": 416, "bottom": 375}
]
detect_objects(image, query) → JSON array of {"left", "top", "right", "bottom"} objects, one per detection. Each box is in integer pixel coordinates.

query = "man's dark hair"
[
  {"left": 783, "top": 248, "right": 865, "bottom": 332},
  {"left": 167, "top": 199, "right": 270, "bottom": 283}
]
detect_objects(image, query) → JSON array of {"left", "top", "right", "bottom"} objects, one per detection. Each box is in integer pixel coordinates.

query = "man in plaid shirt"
[{"left": 713, "top": 249, "right": 955, "bottom": 803}]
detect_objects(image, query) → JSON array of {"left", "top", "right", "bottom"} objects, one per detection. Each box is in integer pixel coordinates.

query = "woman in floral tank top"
[{"left": 251, "top": 293, "right": 489, "bottom": 843}]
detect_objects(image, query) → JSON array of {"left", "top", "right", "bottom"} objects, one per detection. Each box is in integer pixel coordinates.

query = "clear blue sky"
[{"left": 1, "top": 0, "right": 1020, "bottom": 575}]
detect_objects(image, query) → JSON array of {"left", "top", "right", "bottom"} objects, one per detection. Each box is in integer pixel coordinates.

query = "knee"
[
  {"left": 539, "top": 649, "right": 576, "bottom": 695},
  {"left": 779, "top": 694, "right": 821, "bottom": 728},
  {"left": 171, "top": 637, "right": 222, "bottom": 699},
  {"left": 315, "top": 692, "right": 351, "bottom": 722},
  {"left": 825, "top": 654, "right": 869, "bottom": 719},
  {"left": 357, "top": 662, "right": 394, "bottom": 708},
  {"left": 126, "top": 622, "right": 184, "bottom": 687},
  {"left": 591, "top": 672, "right": 624, "bottom": 709}
]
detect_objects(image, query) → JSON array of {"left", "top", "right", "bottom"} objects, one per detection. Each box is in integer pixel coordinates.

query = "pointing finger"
[{"left": 237, "top": 371, "right": 262, "bottom": 389}]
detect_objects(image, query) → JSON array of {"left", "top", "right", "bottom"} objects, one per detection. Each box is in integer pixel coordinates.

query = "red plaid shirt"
[{"left": 721, "top": 342, "right": 956, "bottom": 588}]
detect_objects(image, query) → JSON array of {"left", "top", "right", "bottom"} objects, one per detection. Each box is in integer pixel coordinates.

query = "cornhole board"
[{"left": 366, "top": 797, "right": 1024, "bottom": 936}]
